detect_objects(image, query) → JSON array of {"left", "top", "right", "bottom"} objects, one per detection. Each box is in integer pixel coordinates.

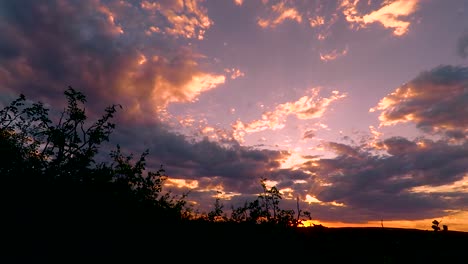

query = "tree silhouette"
[{"left": 1, "top": 87, "right": 190, "bottom": 235}]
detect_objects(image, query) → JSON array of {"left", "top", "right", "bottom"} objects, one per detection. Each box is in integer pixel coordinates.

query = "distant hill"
[{"left": 8, "top": 221, "right": 467, "bottom": 263}]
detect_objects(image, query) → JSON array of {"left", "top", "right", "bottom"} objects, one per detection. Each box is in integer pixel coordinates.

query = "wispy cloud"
[
  {"left": 233, "top": 88, "right": 346, "bottom": 140},
  {"left": 141, "top": 0, "right": 212, "bottom": 40},
  {"left": 320, "top": 46, "right": 349, "bottom": 61},
  {"left": 224, "top": 68, "right": 245, "bottom": 79},
  {"left": 309, "top": 16, "right": 325, "bottom": 28},
  {"left": 258, "top": 1, "right": 302, "bottom": 28},
  {"left": 234, "top": 0, "right": 244, "bottom": 6},
  {"left": 302, "top": 129, "right": 317, "bottom": 140},
  {"left": 341, "top": 0, "right": 420, "bottom": 36}
]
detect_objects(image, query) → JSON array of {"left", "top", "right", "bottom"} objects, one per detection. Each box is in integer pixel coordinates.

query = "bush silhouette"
[{"left": 1, "top": 88, "right": 191, "bottom": 236}]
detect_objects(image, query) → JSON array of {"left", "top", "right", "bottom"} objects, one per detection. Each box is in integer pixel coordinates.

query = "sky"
[{"left": 0, "top": 0, "right": 467, "bottom": 231}]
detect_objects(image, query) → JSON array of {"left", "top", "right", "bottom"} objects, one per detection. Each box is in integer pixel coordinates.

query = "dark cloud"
[
  {"left": 299, "top": 63, "right": 468, "bottom": 222},
  {"left": 301, "top": 138, "right": 468, "bottom": 221},
  {"left": 108, "top": 121, "right": 324, "bottom": 213},
  {"left": 458, "top": 31, "right": 468, "bottom": 58},
  {"left": 379, "top": 136, "right": 417, "bottom": 156},
  {"left": 302, "top": 129, "right": 316, "bottom": 139},
  {"left": 116, "top": 125, "right": 286, "bottom": 183},
  {"left": 323, "top": 141, "right": 362, "bottom": 158},
  {"left": 371, "top": 65, "right": 468, "bottom": 140}
]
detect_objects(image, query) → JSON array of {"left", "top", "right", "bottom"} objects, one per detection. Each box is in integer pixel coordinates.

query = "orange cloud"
[
  {"left": 309, "top": 16, "right": 325, "bottom": 27},
  {"left": 320, "top": 46, "right": 349, "bottom": 61},
  {"left": 224, "top": 68, "right": 245, "bottom": 79},
  {"left": 97, "top": 4, "right": 124, "bottom": 35},
  {"left": 341, "top": 0, "right": 420, "bottom": 36},
  {"left": 234, "top": 0, "right": 244, "bottom": 6},
  {"left": 120, "top": 53, "right": 225, "bottom": 117},
  {"left": 141, "top": 0, "right": 212, "bottom": 39},
  {"left": 258, "top": 1, "right": 302, "bottom": 28}
]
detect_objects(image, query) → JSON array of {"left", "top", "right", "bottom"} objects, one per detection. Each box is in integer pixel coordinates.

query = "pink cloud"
[{"left": 233, "top": 88, "right": 346, "bottom": 140}]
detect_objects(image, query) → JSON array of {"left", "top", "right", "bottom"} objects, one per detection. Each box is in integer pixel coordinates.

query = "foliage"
[
  {"left": 1, "top": 87, "right": 189, "bottom": 230},
  {"left": 432, "top": 220, "right": 448, "bottom": 232},
  {"left": 207, "top": 196, "right": 228, "bottom": 222},
  {"left": 225, "top": 178, "right": 311, "bottom": 227}
]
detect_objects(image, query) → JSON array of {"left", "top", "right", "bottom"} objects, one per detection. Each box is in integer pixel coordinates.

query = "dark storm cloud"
[
  {"left": 371, "top": 65, "right": 468, "bottom": 140},
  {"left": 300, "top": 138, "right": 468, "bottom": 221}
]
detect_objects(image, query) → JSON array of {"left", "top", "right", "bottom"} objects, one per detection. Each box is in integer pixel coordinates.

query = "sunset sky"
[{"left": 1, "top": 0, "right": 467, "bottom": 231}]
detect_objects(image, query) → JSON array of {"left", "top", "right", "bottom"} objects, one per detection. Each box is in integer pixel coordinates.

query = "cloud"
[
  {"left": 233, "top": 88, "right": 346, "bottom": 139},
  {"left": 257, "top": 1, "right": 302, "bottom": 28},
  {"left": 370, "top": 65, "right": 468, "bottom": 140},
  {"left": 319, "top": 46, "right": 349, "bottom": 61},
  {"left": 322, "top": 141, "right": 361, "bottom": 158},
  {"left": 0, "top": 0, "right": 224, "bottom": 123},
  {"left": 457, "top": 31, "right": 468, "bottom": 58},
  {"left": 224, "top": 68, "right": 245, "bottom": 79},
  {"left": 300, "top": 137, "right": 468, "bottom": 221},
  {"left": 378, "top": 136, "right": 417, "bottom": 156},
  {"left": 341, "top": 0, "right": 420, "bottom": 36},
  {"left": 234, "top": 0, "right": 244, "bottom": 6},
  {"left": 110, "top": 121, "right": 306, "bottom": 211},
  {"left": 309, "top": 16, "right": 325, "bottom": 28},
  {"left": 140, "top": 0, "right": 212, "bottom": 40},
  {"left": 302, "top": 130, "right": 316, "bottom": 140}
]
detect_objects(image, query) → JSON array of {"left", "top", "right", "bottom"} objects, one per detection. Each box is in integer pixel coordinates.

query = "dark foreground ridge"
[{"left": 6, "top": 221, "right": 468, "bottom": 263}]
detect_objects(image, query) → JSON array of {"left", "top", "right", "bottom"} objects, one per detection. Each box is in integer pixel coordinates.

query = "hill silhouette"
[{"left": 2, "top": 88, "right": 467, "bottom": 263}]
